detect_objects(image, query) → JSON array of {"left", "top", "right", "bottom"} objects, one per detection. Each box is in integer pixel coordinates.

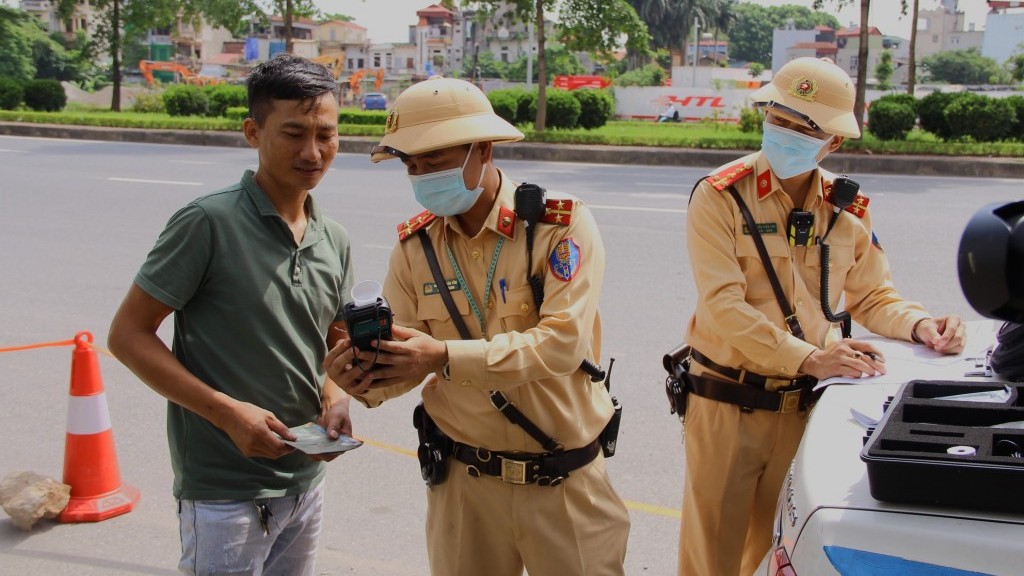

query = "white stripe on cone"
[{"left": 66, "top": 393, "right": 112, "bottom": 435}]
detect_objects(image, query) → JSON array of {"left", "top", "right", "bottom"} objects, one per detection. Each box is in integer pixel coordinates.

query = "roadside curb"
[{"left": 2, "top": 121, "right": 1022, "bottom": 179}]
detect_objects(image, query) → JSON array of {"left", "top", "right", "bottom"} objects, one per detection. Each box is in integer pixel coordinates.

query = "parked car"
[
  {"left": 756, "top": 323, "right": 1024, "bottom": 576},
  {"left": 360, "top": 92, "right": 387, "bottom": 111}
]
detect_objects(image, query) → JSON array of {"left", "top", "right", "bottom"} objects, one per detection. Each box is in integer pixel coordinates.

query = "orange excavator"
[
  {"left": 345, "top": 68, "right": 384, "bottom": 98},
  {"left": 139, "top": 60, "right": 223, "bottom": 87}
]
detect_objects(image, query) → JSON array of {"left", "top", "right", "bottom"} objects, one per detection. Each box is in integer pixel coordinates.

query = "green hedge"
[
  {"left": 23, "top": 79, "right": 66, "bottom": 112},
  {"left": 917, "top": 91, "right": 959, "bottom": 140},
  {"left": 340, "top": 109, "right": 387, "bottom": 125},
  {"left": 571, "top": 88, "right": 613, "bottom": 130},
  {"left": 530, "top": 88, "right": 580, "bottom": 130},
  {"left": 225, "top": 106, "right": 248, "bottom": 121},
  {"left": 163, "top": 84, "right": 209, "bottom": 117},
  {"left": 204, "top": 84, "right": 247, "bottom": 117},
  {"left": 0, "top": 78, "right": 24, "bottom": 110},
  {"left": 944, "top": 93, "right": 1017, "bottom": 142},
  {"left": 867, "top": 100, "right": 916, "bottom": 141}
]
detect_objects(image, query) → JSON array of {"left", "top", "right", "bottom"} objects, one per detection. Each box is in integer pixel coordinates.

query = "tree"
[
  {"left": 907, "top": 0, "right": 919, "bottom": 94},
  {"left": 813, "top": 0, "right": 908, "bottom": 132},
  {"left": 506, "top": 43, "right": 583, "bottom": 82},
  {"left": 1006, "top": 43, "right": 1024, "bottom": 83},
  {"left": 472, "top": 0, "right": 648, "bottom": 132},
  {"left": 319, "top": 13, "right": 354, "bottom": 23},
  {"left": 921, "top": 48, "right": 1007, "bottom": 84},
  {"left": 747, "top": 62, "right": 764, "bottom": 79},
  {"left": 0, "top": 6, "right": 46, "bottom": 82},
  {"left": 728, "top": 3, "right": 839, "bottom": 67},
  {"left": 875, "top": 49, "right": 893, "bottom": 90},
  {"left": 627, "top": 0, "right": 715, "bottom": 68}
]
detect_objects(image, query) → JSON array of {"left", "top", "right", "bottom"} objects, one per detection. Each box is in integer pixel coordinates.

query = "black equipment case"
[{"left": 860, "top": 380, "right": 1024, "bottom": 514}]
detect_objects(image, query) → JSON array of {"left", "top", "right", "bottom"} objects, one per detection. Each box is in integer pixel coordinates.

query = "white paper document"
[
  {"left": 281, "top": 423, "right": 363, "bottom": 455},
  {"left": 813, "top": 320, "right": 997, "bottom": 392}
]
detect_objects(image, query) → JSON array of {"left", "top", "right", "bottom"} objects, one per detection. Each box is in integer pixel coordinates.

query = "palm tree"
[{"left": 710, "top": 0, "right": 736, "bottom": 66}]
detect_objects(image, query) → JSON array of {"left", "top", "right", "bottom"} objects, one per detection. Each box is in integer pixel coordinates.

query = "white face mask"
[
  {"left": 761, "top": 121, "right": 833, "bottom": 179},
  {"left": 407, "top": 144, "right": 485, "bottom": 217}
]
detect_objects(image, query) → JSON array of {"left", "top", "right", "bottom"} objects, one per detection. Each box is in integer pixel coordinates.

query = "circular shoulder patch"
[{"left": 549, "top": 238, "right": 581, "bottom": 282}]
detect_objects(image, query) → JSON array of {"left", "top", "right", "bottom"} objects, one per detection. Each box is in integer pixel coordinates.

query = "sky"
[
  {"left": 316, "top": 0, "right": 996, "bottom": 44},
  {"left": 1, "top": 0, "right": 995, "bottom": 44}
]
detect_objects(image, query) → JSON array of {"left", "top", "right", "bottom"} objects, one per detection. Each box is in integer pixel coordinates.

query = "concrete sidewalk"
[{"left": 3, "top": 120, "right": 1023, "bottom": 179}]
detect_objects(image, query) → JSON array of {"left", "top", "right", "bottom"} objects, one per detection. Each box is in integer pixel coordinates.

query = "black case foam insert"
[{"left": 860, "top": 380, "right": 1024, "bottom": 514}]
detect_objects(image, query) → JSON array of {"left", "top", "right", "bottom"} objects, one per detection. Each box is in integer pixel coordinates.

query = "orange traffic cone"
[{"left": 58, "top": 331, "right": 140, "bottom": 522}]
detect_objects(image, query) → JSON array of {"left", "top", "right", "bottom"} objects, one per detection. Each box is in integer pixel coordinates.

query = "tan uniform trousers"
[
  {"left": 427, "top": 455, "right": 630, "bottom": 576},
  {"left": 678, "top": 391, "right": 809, "bottom": 576}
]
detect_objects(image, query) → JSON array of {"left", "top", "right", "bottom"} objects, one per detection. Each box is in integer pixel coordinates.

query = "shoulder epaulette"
[
  {"left": 706, "top": 161, "right": 755, "bottom": 192},
  {"left": 397, "top": 210, "right": 438, "bottom": 241},
  {"left": 824, "top": 185, "right": 871, "bottom": 219},
  {"left": 540, "top": 198, "right": 574, "bottom": 226}
]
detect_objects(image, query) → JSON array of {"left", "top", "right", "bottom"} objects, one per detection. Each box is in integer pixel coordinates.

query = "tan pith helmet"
[
  {"left": 371, "top": 76, "right": 524, "bottom": 162},
  {"left": 750, "top": 57, "right": 860, "bottom": 138}
]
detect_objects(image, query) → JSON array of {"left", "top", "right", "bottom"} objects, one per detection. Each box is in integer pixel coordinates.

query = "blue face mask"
[
  {"left": 408, "top": 144, "right": 485, "bottom": 217},
  {"left": 760, "top": 121, "right": 832, "bottom": 179}
]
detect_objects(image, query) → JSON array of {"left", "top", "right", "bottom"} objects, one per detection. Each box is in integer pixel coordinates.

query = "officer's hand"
[
  {"left": 799, "top": 339, "right": 887, "bottom": 381},
  {"left": 913, "top": 316, "right": 966, "bottom": 355},
  {"left": 219, "top": 400, "right": 295, "bottom": 459},
  {"left": 323, "top": 337, "right": 375, "bottom": 395},
  {"left": 361, "top": 324, "right": 447, "bottom": 388}
]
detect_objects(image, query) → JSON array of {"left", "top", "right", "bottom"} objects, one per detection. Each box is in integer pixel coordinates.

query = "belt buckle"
[
  {"left": 500, "top": 457, "right": 528, "bottom": 484},
  {"left": 780, "top": 389, "right": 802, "bottom": 413}
]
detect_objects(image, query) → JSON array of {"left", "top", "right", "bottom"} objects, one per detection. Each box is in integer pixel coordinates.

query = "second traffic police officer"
[
  {"left": 677, "top": 57, "right": 967, "bottom": 576},
  {"left": 324, "top": 76, "right": 630, "bottom": 576}
]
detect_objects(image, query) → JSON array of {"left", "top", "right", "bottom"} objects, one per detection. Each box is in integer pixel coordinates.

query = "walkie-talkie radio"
[{"left": 819, "top": 176, "right": 861, "bottom": 338}]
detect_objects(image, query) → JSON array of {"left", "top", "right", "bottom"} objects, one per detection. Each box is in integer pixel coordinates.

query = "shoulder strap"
[
  {"left": 417, "top": 230, "right": 563, "bottom": 453},
  {"left": 726, "top": 187, "right": 806, "bottom": 341},
  {"left": 417, "top": 230, "right": 471, "bottom": 340}
]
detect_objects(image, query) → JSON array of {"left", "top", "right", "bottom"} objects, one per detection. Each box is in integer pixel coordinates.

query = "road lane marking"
[
  {"left": 107, "top": 177, "right": 204, "bottom": 186},
  {"left": 354, "top": 435, "right": 682, "bottom": 519},
  {"left": 589, "top": 204, "right": 686, "bottom": 214},
  {"left": 168, "top": 160, "right": 217, "bottom": 165},
  {"left": 0, "top": 149, "right": 29, "bottom": 153},
  {"left": 364, "top": 244, "right": 393, "bottom": 251}
]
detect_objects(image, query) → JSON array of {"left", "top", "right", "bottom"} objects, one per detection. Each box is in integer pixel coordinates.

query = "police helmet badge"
[
  {"left": 788, "top": 76, "right": 819, "bottom": 102},
  {"left": 385, "top": 109, "right": 399, "bottom": 134}
]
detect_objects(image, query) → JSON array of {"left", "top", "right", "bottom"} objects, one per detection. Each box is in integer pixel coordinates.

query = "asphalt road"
[{"left": 1, "top": 134, "right": 1021, "bottom": 575}]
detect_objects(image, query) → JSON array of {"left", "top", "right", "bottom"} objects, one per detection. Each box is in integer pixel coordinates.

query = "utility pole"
[
  {"left": 692, "top": 16, "right": 699, "bottom": 87},
  {"left": 526, "top": 20, "right": 534, "bottom": 89}
]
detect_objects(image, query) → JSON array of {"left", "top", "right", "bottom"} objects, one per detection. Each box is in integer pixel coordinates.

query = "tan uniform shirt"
[
  {"left": 360, "top": 169, "right": 613, "bottom": 452},
  {"left": 686, "top": 152, "right": 930, "bottom": 384}
]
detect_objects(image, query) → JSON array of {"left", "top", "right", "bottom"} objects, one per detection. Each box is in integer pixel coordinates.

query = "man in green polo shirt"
[{"left": 108, "top": 53, "right": 354, "bottom": 576}]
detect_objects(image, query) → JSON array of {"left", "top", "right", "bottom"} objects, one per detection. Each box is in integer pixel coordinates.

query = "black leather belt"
[
  {"left": 687, "top": 373, "right": 820, "bottom": 413},
  {"left": 451, "top": 440, "right": 601, "bottom": 487},
  {"left": 690, "top": 348, "right": 813, "bottom": 390}
]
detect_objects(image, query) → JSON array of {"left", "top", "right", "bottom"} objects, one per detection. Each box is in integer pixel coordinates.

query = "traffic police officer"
[
  {"left": 678, "top": 57, "right": 967, "bottom": 576},
  {"left": 325, "top": 76, "right": 629, "bottom": 576}
]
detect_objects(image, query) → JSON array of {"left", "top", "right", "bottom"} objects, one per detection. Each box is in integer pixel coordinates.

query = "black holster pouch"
[
  {"left": 599, "top": 395, "right": 622, "bottom": 458},
  {"left": 413, "top": 401, "right": 452, "bottom": 486},
  {"left": 663, "top": 343, "right": 692, "bottom": 421},
  {"left": 596, "top": 358, "right": 622, "bottom": 458}
]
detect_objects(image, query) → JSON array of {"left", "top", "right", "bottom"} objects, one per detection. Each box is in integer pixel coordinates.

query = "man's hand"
[
  {"left": 913, "top": 316, "right": 966, "bottom": 355},
  {"left": 314, "top": 388, "right": 352, "bottom": 462},
  {"left": 323, "top": 337, "right": 375, "bottom": 395},
  {"left": 218, "top": 401, "right": 295, "bottom": 459},
  {"left": 799, "top": 339, "right": 887, "bottom": 381}
]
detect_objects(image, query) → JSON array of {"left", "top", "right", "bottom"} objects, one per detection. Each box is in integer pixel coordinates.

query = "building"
[
  {"left": 914, "top": 0, "right": 984, "bottom": 62},
  {"left": 19, "top": 0, "right": 97, "bottom": 37},
  {"left": 411, "top": 4, "right": 456, "bottom": 76},
  {"left": 982, "top": 1, "right": 1024, "bottom": 67},
  {"left": 772, "top": 25, "right": 835, "bottom": 72},
  {"left": 317, "top": 19, "right": 367, "bottom": 56},
  {"left": 455, "top": 2, "right": 556, "bottom": 77}
]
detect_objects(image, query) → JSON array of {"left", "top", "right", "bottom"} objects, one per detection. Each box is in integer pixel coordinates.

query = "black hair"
[{"left": 246, "top": 53, "right": 339, "bottom": 126}]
